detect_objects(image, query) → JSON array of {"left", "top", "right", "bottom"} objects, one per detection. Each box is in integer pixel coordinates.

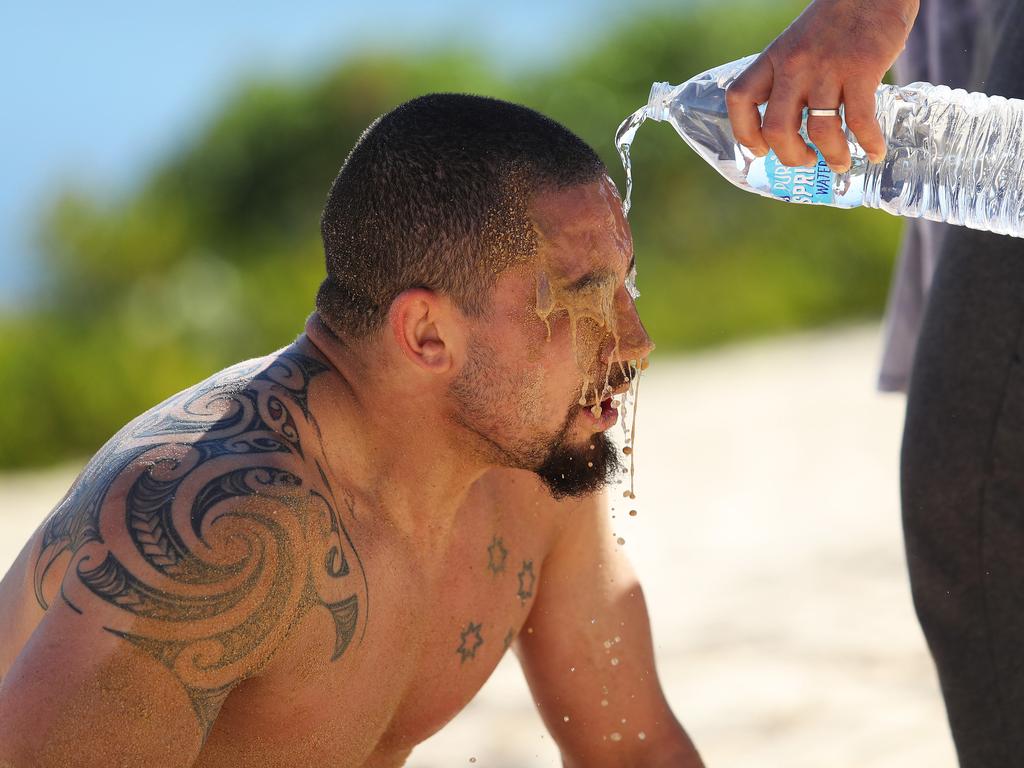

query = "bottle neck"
[{"left": 647, "top": 82, "right": 673, "bottom": 122}]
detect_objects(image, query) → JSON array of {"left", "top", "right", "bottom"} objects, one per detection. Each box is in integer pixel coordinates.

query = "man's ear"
[{"left": 387, "top": 288, "right": 464, "bottom": 374}]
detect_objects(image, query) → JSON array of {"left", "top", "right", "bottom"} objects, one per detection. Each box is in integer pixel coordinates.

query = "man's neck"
[{"left": 296, "top": 316, "right": 490, "bottom": 548}]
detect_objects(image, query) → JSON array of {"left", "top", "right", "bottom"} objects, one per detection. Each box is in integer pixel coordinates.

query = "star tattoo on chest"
[
  {"left": 487, "top": 535, "right": 508, "bottom": 575},
  {"left": 516, "top": 559, "right": 536, "bottom": 604},
  {"left": 456, "top": 621, "right": 485, "bottom": 663}
]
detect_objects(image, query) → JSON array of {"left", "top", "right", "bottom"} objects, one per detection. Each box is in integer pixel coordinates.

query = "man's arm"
[
  {"left": 516, "top": 488, "right": 703, "bottom": 768},
  {"left": 726, "top": 0, "right": 920, "bottom": 172},
  {"left": 0, "top": 463, "right": 315, "bottom": 766},
  {"left": 0, "top": 584, "right": 210, "bottom": 765},
  {"left": 0, "top": 460, "right": 353, "bottom": 765}
]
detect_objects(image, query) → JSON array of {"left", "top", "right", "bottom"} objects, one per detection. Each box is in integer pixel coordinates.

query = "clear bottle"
[{"left": 622, "top": 54, "right": 1024, "bottom": 238}]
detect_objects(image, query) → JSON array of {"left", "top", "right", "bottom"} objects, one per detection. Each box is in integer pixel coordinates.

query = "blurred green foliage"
[{"left": 0, "top": 1, "right": 901, "bottom": 468}]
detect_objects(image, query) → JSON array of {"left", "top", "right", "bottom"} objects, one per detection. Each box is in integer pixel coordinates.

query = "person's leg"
[
  {"left": 902, "top": 8, "right": 1024, "bottom": 761},
  {"left": 902, "top": 223, "right": 1024, "bottom": 766}
]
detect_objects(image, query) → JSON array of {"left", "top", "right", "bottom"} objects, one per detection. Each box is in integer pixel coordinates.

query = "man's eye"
[{"left": 625, "top": 265, "right": 640, "bottom": 301}]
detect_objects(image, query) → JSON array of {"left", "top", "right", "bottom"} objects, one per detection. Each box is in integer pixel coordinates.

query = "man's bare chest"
[{"left": 200, "top": 472, "right": 562, "bottom": 766}]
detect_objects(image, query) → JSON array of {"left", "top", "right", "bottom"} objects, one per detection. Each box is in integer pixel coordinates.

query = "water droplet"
[
  {"left": 622, "top": 446, "right": 633, "bottom": 455},
  {"left": 603, "top": 640, "right": 612, "bottom": 649},
  {"left": 563, "top": 715, "right": 570, "bottom": 722},
  {"left": 617, "top": 537, "right": 625, "bottom": 545},
  {"left": 601, "top": 699, "right": 609, "bottom": 707},
  {"left": 629, "top": 509, "right": 637, "bottom": 517},
  {"left": 638, "top": 731, "right": 647, "bottom": 741},
  {"left": 587, "top": 461, "right": 594, "bottom": 468},
  {"left": 569, "top": 666, "right": 576, "bottom": 672},
  {"left": 609, "top": 732, "right": 622, "bottom": 742},
  {"left": 610, "top": 657, "right": 620, "bottom": 666}
]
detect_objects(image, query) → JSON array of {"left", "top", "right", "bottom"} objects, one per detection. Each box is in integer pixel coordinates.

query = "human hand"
[{"left": 725, "top": 0, "right": 919, "bottom": 172}]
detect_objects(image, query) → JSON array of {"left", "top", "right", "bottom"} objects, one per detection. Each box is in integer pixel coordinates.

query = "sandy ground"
[{"left": 0, "top": 325, "right": 957, "bottom": 767}]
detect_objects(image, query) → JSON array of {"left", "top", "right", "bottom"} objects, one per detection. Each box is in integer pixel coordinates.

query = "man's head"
[
  {"left": 317, "top": 93, "right": 605, "bottom": 337},
  {"left": 316, "top": 94, "right": 653, "bottom": 498}
]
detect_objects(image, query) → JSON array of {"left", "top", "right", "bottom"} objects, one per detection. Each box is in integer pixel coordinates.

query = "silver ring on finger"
[{"left": 808, "top": 107, "right": 842, "bottom": 117}]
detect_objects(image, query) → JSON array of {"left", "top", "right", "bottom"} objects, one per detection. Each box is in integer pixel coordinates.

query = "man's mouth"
[
  {"left": 580, "top": 380, "right": 632, "bottom": 409},
  {"left": 579, "top": 396, "right": 619, "bottom": 430}
]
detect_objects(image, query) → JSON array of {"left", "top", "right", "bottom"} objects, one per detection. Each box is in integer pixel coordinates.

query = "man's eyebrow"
[
  {"left": 565, "top": 254, "right": 635, "bottom": 293},
  {"left": 566, "top": 270, "right": 614, "bottom": 292}
]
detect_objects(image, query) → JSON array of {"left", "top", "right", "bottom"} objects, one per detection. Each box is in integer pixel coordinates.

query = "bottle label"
[{"left": 762, "top": 147, "right": 835, "bottom": 205}]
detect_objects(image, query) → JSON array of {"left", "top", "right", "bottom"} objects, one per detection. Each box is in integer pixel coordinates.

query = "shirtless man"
[{"left": 0, "top": 94, "right": 702, "bottom": 767}]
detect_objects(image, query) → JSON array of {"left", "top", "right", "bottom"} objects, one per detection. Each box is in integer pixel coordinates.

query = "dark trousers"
[{"left": 902, "top": 6, "right": 1024, "bottom": 764}]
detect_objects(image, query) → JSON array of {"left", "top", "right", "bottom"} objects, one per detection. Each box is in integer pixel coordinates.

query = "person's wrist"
[
  {"left": 813, "top": 0, "right": 919, "bottom": 37},
  {"left": 867, "top": 0, "right": 920, "bottom": 31}
]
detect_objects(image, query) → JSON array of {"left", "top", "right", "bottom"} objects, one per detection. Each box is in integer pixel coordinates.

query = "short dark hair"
[{"left": 316, "top": 93, "right": 606, "bottom": 338}]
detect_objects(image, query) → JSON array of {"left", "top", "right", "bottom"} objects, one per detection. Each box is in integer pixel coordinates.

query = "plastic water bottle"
[{"left": 616, "top": 54, "right": 1024, "bottom": 238}]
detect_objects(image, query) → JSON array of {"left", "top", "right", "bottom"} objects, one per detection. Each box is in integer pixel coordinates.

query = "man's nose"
[{"left": 602, "top": 294, "right": 655, "bottom": 365}]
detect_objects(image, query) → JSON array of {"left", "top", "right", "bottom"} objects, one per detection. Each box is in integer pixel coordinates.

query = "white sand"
[{"left": 0, "top": 325, "right": 957, "bottom": 767}]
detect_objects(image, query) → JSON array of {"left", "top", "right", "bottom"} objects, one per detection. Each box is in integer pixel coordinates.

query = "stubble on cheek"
[
  {"left": 572, "top": 319, "right": 605, "bottom": 375},
  {"left": 520, "top": 289, "right": 577, "bottom": 412}
]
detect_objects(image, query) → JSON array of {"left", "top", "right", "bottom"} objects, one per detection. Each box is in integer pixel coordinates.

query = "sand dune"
[{"left": 0, "top": 325, "right": 956, "bottom": 767}]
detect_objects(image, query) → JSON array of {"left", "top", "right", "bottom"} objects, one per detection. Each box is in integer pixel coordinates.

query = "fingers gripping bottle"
[{"left": 616, "top": 54, "right": 1024, "bottom": 238}]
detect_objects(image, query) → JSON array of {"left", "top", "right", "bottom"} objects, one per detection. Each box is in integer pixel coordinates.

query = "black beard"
[{"left": 534, "top": 426, "right": 621, "bottom": 500}]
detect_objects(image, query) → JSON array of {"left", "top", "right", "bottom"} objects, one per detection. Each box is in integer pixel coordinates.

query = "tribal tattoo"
[{"left": 31, "top": 350, "right": 368, "bottom": 739}]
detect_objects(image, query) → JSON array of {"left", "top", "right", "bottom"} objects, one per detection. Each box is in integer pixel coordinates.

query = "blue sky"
[{"left": 1, "top": 0, "right": 677, "bottom": 306}]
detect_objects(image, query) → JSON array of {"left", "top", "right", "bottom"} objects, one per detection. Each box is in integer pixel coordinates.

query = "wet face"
[{"left": 449, "top": 176, "right": 654, "bottom": 498}]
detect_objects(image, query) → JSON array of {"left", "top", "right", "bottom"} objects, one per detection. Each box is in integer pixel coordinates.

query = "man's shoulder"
[
  {"left": 133, "top": 347, "right": 330, "bottom": 441},
  {"left": 110, "top": 346, "right": 331, "bottom": 468},
  {"left": 34, "top": 347, "right": 339, "bottom": 609},
  {"left": 28, "top": 347, "right": 367, "bottom": 739}
]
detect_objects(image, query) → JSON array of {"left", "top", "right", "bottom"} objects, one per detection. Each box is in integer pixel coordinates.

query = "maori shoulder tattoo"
[{"left": 32, "top": 349, "right": 367, "bottom": 738}]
